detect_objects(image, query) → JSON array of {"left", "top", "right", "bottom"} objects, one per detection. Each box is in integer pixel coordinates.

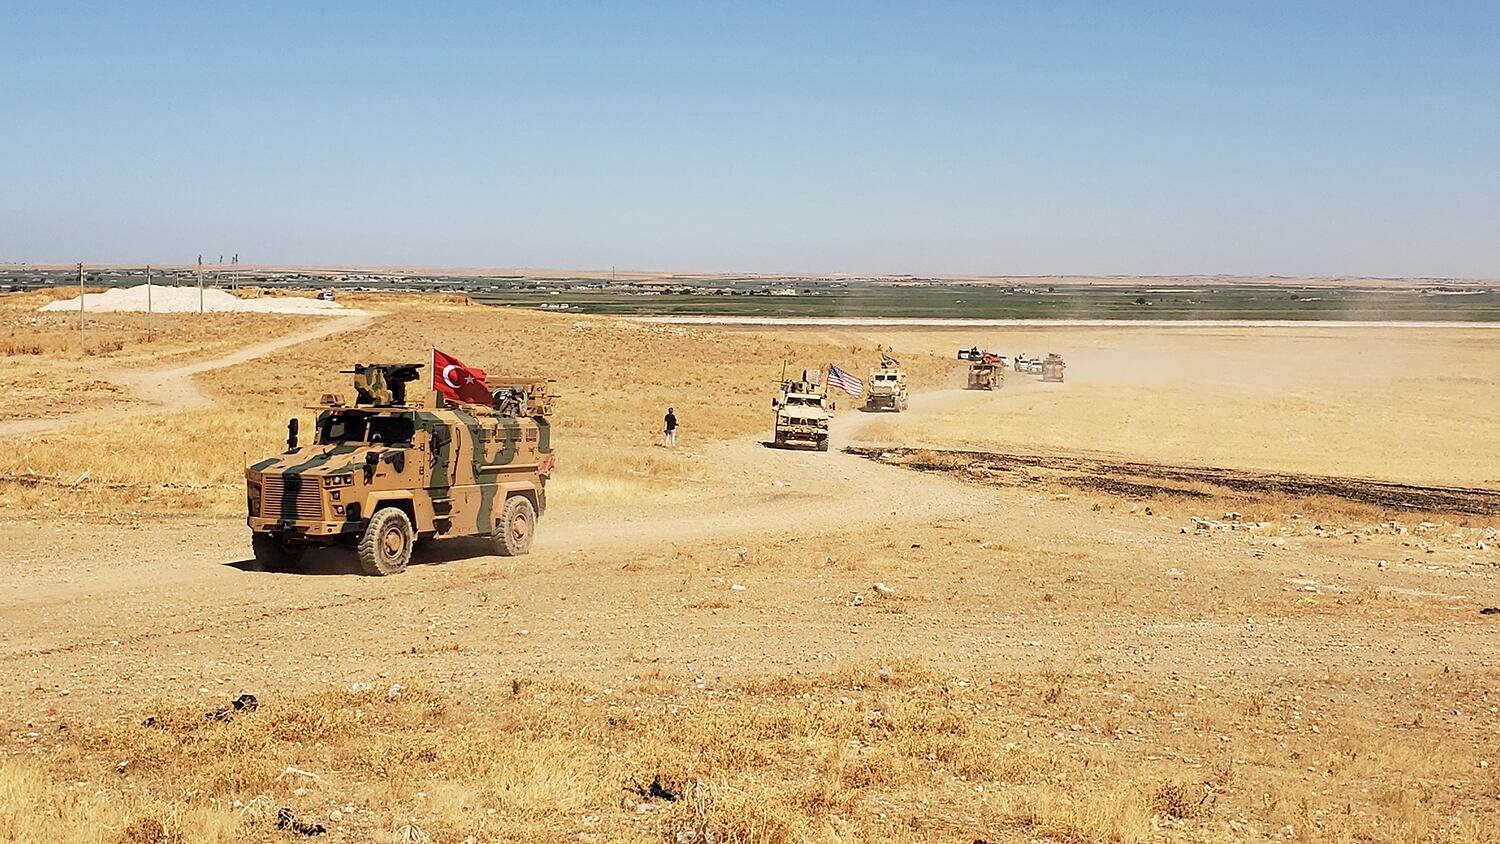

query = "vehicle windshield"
[{"left": 319, "top": 413, "right": 415, "bottom": 445}]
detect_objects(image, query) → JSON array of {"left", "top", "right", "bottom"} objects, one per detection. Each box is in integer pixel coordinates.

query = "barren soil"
[{"left": 2, "top": 299, "right": 1498, "bottom": 842}]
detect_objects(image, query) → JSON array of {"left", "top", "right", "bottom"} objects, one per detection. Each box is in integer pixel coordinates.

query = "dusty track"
[
  {"left": 4, "top": 382, "right": 1496, "bottom": 727},
  {"left": 0, "top": 311, "right": 373, "bottom": 437}
]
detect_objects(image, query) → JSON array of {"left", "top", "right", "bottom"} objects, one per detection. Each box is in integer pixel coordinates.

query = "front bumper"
[
  {"left": 776, "top": 427, "right": 826, "bottom": 444},
  {"left": 247, "top": 516, "right": 363, "bottom": 539}
]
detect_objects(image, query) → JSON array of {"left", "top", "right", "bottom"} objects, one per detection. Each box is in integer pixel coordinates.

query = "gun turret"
[{"left": 345, "top": 363, "right": 424, "bottom": 406}]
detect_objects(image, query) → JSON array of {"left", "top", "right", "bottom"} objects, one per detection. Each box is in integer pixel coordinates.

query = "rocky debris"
[
  {"left": 276, "top": 807, "right": 326, "bottom": 836},
  {"left": 627, "top": 774, "right": 680, "bottom": 804},
  {"left": 1190, "top": 516, "right": 1268, "bottom": 533},
  {"left": 1481, "top": 607, "right": 1500, "bottom": 615},
  {"left": 206, "top": 693, "right": 258, "bottom": 722},
  {"left": 873, "top": 582, "right": 896, "bottom": 598}
]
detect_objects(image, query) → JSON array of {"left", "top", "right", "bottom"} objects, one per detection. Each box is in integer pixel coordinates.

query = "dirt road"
[
  {"left": 0, "top": 311, "right": 373, "bottom": 437},
  {"left": 2, "top": 362, "right": 1494, "bottom": 725}
]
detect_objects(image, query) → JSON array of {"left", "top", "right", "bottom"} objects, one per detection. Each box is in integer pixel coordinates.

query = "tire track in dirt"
[
  {"left": 0, "top": 387, "right": 991, "bottom": 667},
  {"left": 0, "top": 311, "right": 375, "bottom": 437},
  {"left": 855, "top": 445, "right": 1500, "bottom": 515}
]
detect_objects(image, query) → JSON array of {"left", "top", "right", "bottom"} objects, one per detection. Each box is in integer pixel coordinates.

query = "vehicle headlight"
[{"left": 323, "top": 474, "right": 353, "bottom": 487}]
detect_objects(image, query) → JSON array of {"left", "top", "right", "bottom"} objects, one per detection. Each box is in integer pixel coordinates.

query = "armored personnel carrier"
[
  {"left": 1041, "top": 353, "right": 1066, "bottom": 383},
  {"left": 773, "top": 369, "right": 833, "bottom": 451},
  {"left": 966, "top": 360, "right": 1002, "bottom": 390},
  {"left": 245, "top": 363, "right": 555, "bottom": 575},
  {"left": 864, "top": 363, "right": 908, "bottom": 412}
]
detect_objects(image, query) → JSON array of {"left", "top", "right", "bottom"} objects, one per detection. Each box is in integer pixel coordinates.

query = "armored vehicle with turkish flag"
[
  {"left": 959, "top": 348, "right": 1005, "bottom": 391},
  {"left": 245, "top": 350, "right": 555, "bottom": 575}
]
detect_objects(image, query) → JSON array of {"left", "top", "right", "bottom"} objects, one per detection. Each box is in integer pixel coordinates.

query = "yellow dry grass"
[
  {"left": 3, "top": 663, "right": 1494, "bottom": 843},
  {"left": 0, "top": 293, "right": 952, "bottom": 517},
  {"left": 0, "top": 289, "right": 310, "bottom": 421},
  {"left": 826, "top": 325, "right": 1500, "bottom": 487}
]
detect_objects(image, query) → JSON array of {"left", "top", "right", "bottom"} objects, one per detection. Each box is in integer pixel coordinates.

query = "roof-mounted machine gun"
[{"left": 345, "top": 363, "right": 424, "bottom": 407}]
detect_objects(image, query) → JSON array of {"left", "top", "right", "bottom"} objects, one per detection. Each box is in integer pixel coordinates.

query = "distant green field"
[
  {"left": 9, "top": 269, "right": 1497, "bottom": 321},
  {"left": 471, "top": 283, "right": 1500, "bottom": 321}
]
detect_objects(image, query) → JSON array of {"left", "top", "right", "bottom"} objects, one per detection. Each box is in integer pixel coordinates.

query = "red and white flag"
[{"left": 432, "top": 348, "right": 491, "bottom": 405}]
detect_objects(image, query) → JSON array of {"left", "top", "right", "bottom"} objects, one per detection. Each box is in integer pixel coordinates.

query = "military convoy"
[
  {"left": 864, "top": 362, "right": 908, "bottom": 412},
  {"left": 247, "top": 346, "right": 1066, "bottom": 576},
  {"left": 772, "top": 369, "right": 833, "bottom": 451},
  {"left": 246, "top": 363, "right": 555, "bottom": 575}
]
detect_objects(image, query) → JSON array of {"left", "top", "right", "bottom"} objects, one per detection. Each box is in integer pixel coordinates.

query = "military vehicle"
[
  {"left": 245, "top": 363, "right": 555, "bottom": 576},
  {"left": 958, "top": 348, "right": 1005, "bottom": 391},
  {"left": 1041, "top": 353, "right": 1066, "bottom": 383},
  {"left": 863, "top": 363, "right": 908, "bottom": 412},
  {"left": 772, "top": 369, "right": 833, "bottom": 451},
  {"left": 966, "top": 360, "right": 1003, "bottom": 390}
]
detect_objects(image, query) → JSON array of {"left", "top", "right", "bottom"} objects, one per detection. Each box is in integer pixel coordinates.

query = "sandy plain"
[{"left": 1, "top": 291, "right": 1497, "bottom": 843}]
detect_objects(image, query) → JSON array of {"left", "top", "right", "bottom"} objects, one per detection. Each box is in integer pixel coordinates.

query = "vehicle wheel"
[
  {"left": 357, "top": 508, "right": 414, "bottom": 576},
  {"left": 817, "top": 436, "right": 830, "bottom": 452},
  {"left": 493, "top": 495, "right": 536, "bottom": 557},
  {"left": 774, "top": 431, "right": 787, "bottom": 447}
]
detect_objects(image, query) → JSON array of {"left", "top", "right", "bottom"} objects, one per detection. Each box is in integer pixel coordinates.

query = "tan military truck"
[
  {"left": 246, "top": 363, "right": 555, "bottom": 576},
  {"left": 864, "top": 364, "right": 908, "bottom": 412},
  {"left": 772, "top": 369, "right": 833, "bottom": 451},
  {"left": 966, "top": 360, "right": 1003, "bottom": 390},
  {"left": 1041, "top": 353, "right": 1066, "bottom": 382}
]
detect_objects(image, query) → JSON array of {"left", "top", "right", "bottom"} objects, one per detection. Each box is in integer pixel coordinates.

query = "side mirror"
[
  {"left": 286, "top": 418, "right": 299, "bottom": 451},
  {"left": 771, "top": 399, "right": 779, "bottom": 408}
]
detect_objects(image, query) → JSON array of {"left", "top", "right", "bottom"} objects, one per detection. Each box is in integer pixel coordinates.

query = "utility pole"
[
  {"left": 77, "top": 262, "right": 85, "bottom": 353},
  {"left": 232, "top": 253, "right": 239, "bottom": 292},
  {"left": 145, "top": 264, "right": 153, "bottom": 335},
  {"left": 197, "top": 254, "right": 204, "bottom": 313}
]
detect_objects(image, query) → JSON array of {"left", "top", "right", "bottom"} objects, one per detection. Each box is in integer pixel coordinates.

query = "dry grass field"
[
  {"left": 2, "top": 291, "right": 1498, "bottom": 843},
  {"left": 0, "top": 289, "right": 311, "bottom": 423},
  {"left": 819, "top": 325, "right": 1500, "bottom": 487}
]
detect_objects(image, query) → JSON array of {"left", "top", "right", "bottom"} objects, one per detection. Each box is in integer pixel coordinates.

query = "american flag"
[
  {"left": 881, "top": 352, "right": 900, "bottom": 366},
  {"left": 827, "top": 363, "right": 864, "bottom": 398}
]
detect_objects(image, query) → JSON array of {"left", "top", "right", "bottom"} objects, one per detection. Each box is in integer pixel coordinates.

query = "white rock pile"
[{"left": 40, "top": 285, "right": 363, "bottom": 315}]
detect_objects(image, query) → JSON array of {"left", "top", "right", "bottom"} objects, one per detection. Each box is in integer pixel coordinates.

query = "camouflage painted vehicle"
[
  {"left": 864, "top": 365, "right": 908, "bottom": 412},
  {"left": 966, "top": 361, "right": 1003, "bottom": 391},
  {"left": 1041, "top": 353, "right": 1066, "bottom": 383},
  {"left": 772, "top": 370, "right": 833, "bottom": 451},
  {"left": 246, "top": 363, "right": 555, "bottom": 576}
]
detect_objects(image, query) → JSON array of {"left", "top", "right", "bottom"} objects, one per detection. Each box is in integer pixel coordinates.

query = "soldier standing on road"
[{"left": 663, "top": 407, "right": 678, "bottom": 447}]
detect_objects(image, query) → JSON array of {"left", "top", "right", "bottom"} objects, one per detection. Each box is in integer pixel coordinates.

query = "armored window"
[
  {"left": 367, "top": 417, "right": 415, "bottom": 445},
  {"left": 320, "top": 414, "right": 368, "bottom": 443}
]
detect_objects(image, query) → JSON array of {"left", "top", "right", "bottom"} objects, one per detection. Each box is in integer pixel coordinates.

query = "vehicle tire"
[
  {"left": 357, "top": 507, "right": 414, "bottom": 576},
  {"left": 774, "top": 431, "right": 787, "bottom": 447},
  {"left": 817, "top": 436, "right": 830, "bottom": 452},
  {"left": 251, "top": 533, "right": 303, "bottom": 572},
  {"left": 493, "top": 495, "right": 536, "bottom": 557}
]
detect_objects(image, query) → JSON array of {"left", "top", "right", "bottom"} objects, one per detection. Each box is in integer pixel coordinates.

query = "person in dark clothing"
[{"left": 663, "top": 407, "right": 678, "bottom": 447}]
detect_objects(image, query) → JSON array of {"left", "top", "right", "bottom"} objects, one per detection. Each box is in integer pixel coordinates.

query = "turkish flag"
[{"left": 432, "top": 348, "right": 492, "bottom": 405}]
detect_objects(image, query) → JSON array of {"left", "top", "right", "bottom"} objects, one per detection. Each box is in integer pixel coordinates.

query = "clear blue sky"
[{"left": 2, "top": 2, "right": 1496, "bottom": 276}]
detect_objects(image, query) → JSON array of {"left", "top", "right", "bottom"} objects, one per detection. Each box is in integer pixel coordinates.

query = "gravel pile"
[{"left": 39, "top": 286, "right": 363, "bottom": 315}]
